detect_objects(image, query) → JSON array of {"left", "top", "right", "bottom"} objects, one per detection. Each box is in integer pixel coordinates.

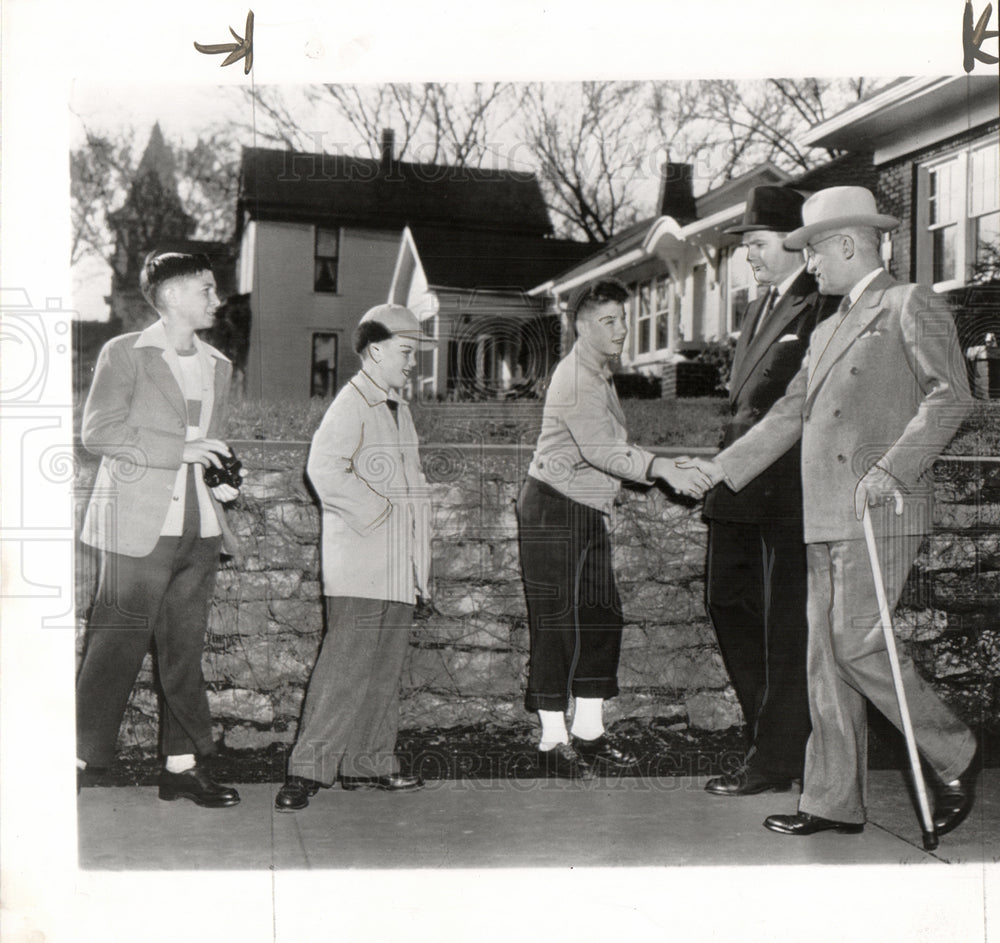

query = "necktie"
[{"left": 751, "top": 287, "right": 777, "bottom": 338}]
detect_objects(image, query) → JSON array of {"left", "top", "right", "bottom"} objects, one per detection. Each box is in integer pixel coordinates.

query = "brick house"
[
  {"left": 802, "top": 75, "right": 999, "bottom": 395},
  {"left": 802, "top": 76, "right": 998, "bottom": 292}
]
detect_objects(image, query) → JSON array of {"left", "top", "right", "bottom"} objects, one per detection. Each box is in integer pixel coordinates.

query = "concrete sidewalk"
[{"left": 77, "top": 769, "right": 999, "bottom": 870}]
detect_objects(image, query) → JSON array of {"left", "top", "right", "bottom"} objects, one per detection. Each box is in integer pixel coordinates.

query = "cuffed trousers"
[
  {"left": 517, "top": 475, "right": 623, "bottom": 713},
  {"left": 288, "top": 595, "right": 414, "bottom": 785},
  {"left": 799, "top": 534, "right": 976, "bottom": 824}
]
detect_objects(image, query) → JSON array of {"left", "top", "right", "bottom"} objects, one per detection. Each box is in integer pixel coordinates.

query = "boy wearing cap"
[
  {"left": 76, "top": 251, "right": 242, "bottom": 807},
  {"left": 518, "top": 280, "right": 711, "bottom": 779},
  {"left": 276, "top": 304, "right": 433, "bottom": 811},
  {"left": 689, "top": 187, "right": 978, "bottom": 837},
  {"left": 702, "top": 186, "right": 840, "bottom": 798}
]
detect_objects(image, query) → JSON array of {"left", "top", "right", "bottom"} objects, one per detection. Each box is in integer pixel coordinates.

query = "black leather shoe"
[
  {"left": 571, "top": 734, "right": 639, "bottom": 769},
  {"left": 274, "top": 776, "right": 322, "bottom": 812},
  {"left": 158, "top": 767, "right": 240, "bottom": 808},
  {"left": 538, "top": 743, "right": 596, "bottom": 780},
  {"left": 340, "top": 773, "right": 424, "bottom": 792},
  {"left": 933, "top": 746, "right": 980, "bottom": 836},
  {"left": 705, "top": 769, "right": 794, "bottom": 796},
  {"left": 764, "top": 812, "right": 863, "bottom": 835}
]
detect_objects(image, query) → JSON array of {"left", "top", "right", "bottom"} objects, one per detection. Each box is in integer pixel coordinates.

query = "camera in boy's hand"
[{"left": 203, "top": 450, "right": 243, "bottom": 491}]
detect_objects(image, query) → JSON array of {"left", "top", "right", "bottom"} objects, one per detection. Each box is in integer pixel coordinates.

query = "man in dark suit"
[
  {"left": 702, "top": 187, "right": 840, "bottom": 797},
  {"left": 76, "top": 252, "right": 242, "bottom": 807}
]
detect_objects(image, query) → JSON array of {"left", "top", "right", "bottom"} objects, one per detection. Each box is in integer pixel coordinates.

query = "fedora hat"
[
  {"left": 358, "top": 303, "right": 437, "bottom": 345},
  {"left": 724, "top": 186, "right": 805, "bottom": 235},
  {"left": 784, "top": 186, "right": 899, "bottom": 250}
]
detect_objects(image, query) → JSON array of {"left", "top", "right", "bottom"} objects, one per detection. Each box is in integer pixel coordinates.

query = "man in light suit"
[
  {"left": 703, "top": 187, "right": 840, "bottom": 797},
  {"left": 76, "top": 252, "right": 242, "bottom": 807},
  {"left": 689, "top": 187, "right": 978, "bottom": 837}
]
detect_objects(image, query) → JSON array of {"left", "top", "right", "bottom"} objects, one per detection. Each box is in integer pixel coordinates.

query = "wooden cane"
[{"left": 861, "top": 504, "right": 939, "bottom": 851}]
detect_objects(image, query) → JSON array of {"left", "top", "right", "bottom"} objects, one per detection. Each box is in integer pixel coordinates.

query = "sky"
[{"left": 3, "top": 0, "right": 995, "bottom": 941}]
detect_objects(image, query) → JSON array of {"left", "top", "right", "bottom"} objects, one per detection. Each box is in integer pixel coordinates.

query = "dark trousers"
[
  {"left": 288, "top": 596, "right": 414, "bottom": 785},
  {"left": 517, "top": 476, "right": 623, "bottom": 713},
  {"left": 706, "top": 519, "right": 811, "bottom": 779},
  {"left": 76, "top": 469, "right": 221, "bottom": 766}
]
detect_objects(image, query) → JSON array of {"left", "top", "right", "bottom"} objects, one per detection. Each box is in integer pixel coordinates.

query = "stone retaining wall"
[{"left": 73, "top": 443, "right": 1000, "bottom": 757}]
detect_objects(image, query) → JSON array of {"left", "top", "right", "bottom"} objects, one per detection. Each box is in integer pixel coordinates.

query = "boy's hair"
[
  {"left": 353, "top": 319, "right": 394, "bottom": 355},
  {"left": 571, "top": 279, "right": 629, "bottom": 323},
  {"left": 140, "top": 251, "right": 214, "bottom": 307}
]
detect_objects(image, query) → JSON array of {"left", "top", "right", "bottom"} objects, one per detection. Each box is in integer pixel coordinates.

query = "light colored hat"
[
  {"left": 784, "top": 186, "right": 899, "bottom": 250},
  {"left": 358, "top": 303, "right": 437, "bottom": 344}
]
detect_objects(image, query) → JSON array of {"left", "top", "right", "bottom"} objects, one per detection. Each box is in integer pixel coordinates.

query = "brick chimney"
[
  {"left": 657, "top": 162, "right": 697, "bottom": 225},
  {"left": 381, "top": 128, "right": 396, "bottom": 171}
]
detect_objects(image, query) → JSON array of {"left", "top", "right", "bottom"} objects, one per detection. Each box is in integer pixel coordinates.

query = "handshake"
[{"left": 649, "top": 456, "right": 726, "bottom": 499}]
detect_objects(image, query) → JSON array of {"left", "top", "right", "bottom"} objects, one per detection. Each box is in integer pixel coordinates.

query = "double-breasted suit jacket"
[
  {"left": 715, "top": 271, "right": 974, "bottom": 822},
  {"left": 704, "top": 270, "right": 839, "bottom": 525},
  {"left": 80, "top": 320, "right": 239, "bottom": 558},
  {"left": 718, "top": 271, "right": 972, "bottom": 539}
]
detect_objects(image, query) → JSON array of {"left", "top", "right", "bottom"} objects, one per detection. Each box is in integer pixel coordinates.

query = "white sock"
[
  {"left": 76, "top": 758, "right": 87, "bottom": 770},
  {"left": 165, "top": 754, "right": 196, "bottom": 774},
  {"left": 570, "top": 697, "right": 605, "bottom": 741},
  {"left": 537, "top": 710, "right": 569, "bottom": 750}
]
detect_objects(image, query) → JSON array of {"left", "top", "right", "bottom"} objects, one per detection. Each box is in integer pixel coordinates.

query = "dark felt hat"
[{"left": 724, "top": 186, "right": 805, "bottom": 235}]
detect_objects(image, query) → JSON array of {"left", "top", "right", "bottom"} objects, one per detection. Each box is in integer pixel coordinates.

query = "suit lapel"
[
  {"left": 728, "top": 295, "right": 765, "bottom": 396},
  {"left": 806, "top": 271, "right": 893, "bottom": 404},
  {"left": 732, "top": 291, "right": 810, "bottom": 401},
  {"left": 141, "top": 348, "right": 187, "bottom": 421}
]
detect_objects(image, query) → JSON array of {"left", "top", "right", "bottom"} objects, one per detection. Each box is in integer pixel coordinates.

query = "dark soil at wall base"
[{"left": 79, "top": 713, "right": 994, "bottom": 787}]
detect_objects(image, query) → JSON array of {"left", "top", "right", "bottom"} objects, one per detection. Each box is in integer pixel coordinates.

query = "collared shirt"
[
  {"left": 774, "top": 264, "right": 806, "bottom": 304},
  {"left": 848, "top": 268, "right": 885, "bottom": 306},
  {"left": 528, "top": 340, "right": 655, "bottom": 513},
  {"left": 749, "top": 266, "right": 805, "bottom": 338}
]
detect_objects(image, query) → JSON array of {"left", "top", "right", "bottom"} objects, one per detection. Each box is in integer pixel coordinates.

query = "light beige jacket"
[
  {"left": 80, "top": 320, "right": 239, "bottom": 557},
  {"left": 307, "top": 369, "right": 431, "bottom": 603},
  {"left": 717, "top": 273, "right": 972, "bottom": 543}
]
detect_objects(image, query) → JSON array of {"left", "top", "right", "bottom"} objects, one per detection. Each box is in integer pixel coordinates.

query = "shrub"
[
  {"left": 692, "top": 337, "right": 738, "bottom": 394},
  {"left": 611, "top": 372, "right": 662, "bottom": 399}
]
